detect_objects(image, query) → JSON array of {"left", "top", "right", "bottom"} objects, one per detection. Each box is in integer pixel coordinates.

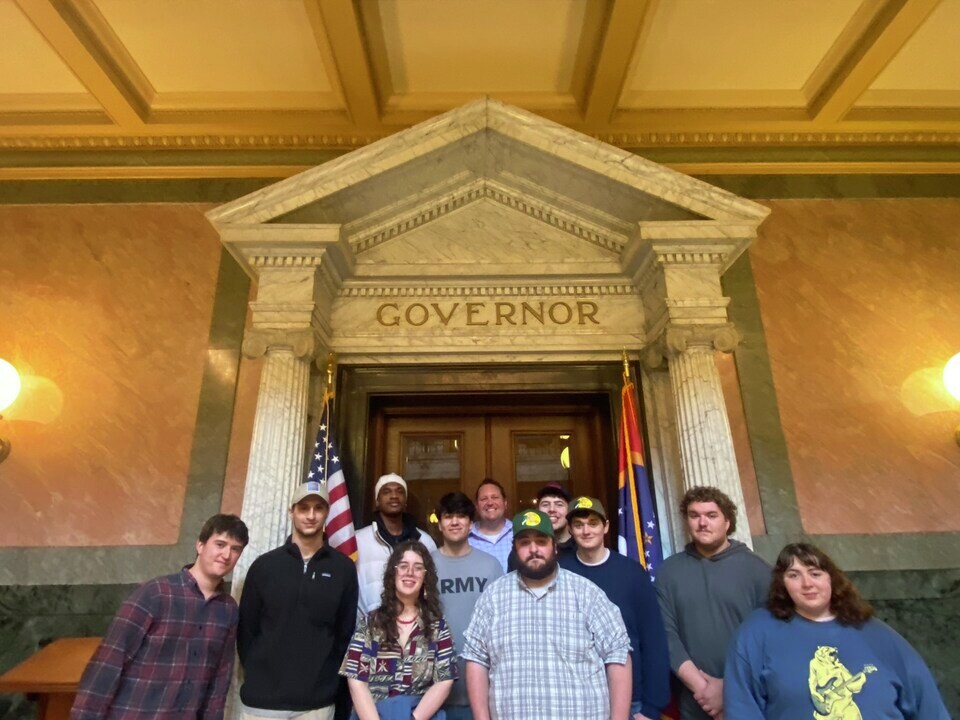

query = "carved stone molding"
[
  {"left": 643, "top": 323, "right": 741, "bottom": 368},
  {"left": 241, "top": 328, "right": 316, "bottom": 359},
  {"left": 4, "top": 130, "right": 960, "bottom": 153},
  {"left": 596, "top": 131, "right": 960, "bottom": 148},
  {"left": 339, "top": 281, "right": 638, "bottom": 298},
  {"left": 250, "top": 256, "right": 326, "bottom": 269},
  {"left": 351, "top": 180, "right": 625, "bottom": 255},
  {"left": 0, "top": 133, "right": 386, "bottom": 151}
]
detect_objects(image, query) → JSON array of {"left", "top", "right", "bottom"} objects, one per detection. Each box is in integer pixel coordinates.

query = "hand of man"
[{"left": 694, "top": 671, "right": 724, "bottom": 717}]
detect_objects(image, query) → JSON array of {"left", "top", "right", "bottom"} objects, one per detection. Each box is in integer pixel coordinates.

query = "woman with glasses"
[
  {"left": 341, "top": 540, "right": 456, "bottom": 720},
  {"left": 724, "top": 543, "right": 949, "bottom": 719}
]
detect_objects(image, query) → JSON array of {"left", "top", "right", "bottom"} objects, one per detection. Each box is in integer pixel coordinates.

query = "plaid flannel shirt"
[
  {"left": 461, "top": 568, "right": 631, "bottom": 720},
  {"left": 70, "top": 568, "right": 238, "bottom": 720}
]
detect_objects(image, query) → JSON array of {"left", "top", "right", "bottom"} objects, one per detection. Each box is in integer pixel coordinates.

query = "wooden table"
[{"left": 0, "top": 637, "right": 100, "bottom": 720}]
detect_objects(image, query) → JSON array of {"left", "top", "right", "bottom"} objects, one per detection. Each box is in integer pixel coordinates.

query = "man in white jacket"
[{"left": 355, "top": 473, "right": 437, "bottom": 613}]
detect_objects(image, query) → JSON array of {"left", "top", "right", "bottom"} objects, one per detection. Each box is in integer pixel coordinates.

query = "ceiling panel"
[
  {"left": 1, "top": 0, "right": 959, "bottom": 162},
  {"left": 0, "top": 0, "right": 92, "bottom": 101},
  {"left": 94, "top": 0, "right": 335, "bottom": 96},
  {"left": 366, "top": 0, "right": 592, "bottom": 94},
  {"left": 858, "top": 0, "right": 960, "bottom": 107},
  {"left": 621, "top": 0, "right": 862, "bottom": 108}
]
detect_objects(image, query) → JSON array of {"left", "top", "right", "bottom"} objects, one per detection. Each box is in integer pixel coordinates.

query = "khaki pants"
[{"left": 242, "top": 707, "right": 334, "bottom": 720}]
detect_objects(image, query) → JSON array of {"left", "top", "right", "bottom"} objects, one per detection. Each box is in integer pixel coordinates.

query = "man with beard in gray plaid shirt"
[{"left": 461, "top": 509, "right": 632, "bottom": 720}]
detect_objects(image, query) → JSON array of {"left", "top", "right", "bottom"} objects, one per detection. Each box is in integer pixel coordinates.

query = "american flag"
[
  {"left": 307, "top": 390, "right": 357, "bottom": 560},
  {"left": 617, "top": 369, "right": 664, "bottom": 579}
]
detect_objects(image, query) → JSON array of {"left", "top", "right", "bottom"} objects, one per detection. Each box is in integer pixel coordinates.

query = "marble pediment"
[
  {"left": 353, "top": 195, "right": 622, "bottom": 278},
  {"left": 207, "top": 99, "right": 770, "bottom": 362},
  {"left": 207, "top": 99, "right": 769, "bottom": 255}
]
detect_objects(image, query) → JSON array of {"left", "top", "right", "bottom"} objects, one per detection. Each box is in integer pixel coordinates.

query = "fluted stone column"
[
  {"left": 207, "top": 218, "right": 353, "bottom": 720},
  {"left": 628, "top": 219, "right": 768, "bottom": 549},
  {"left": 224, "top": 330, "right": 316, "bottom": 720},
  {"left": 231, "top": 329, "right": 315, "bottom": 588},
  {"left": 663, "top": 328, "right": 752, "bottom": 546}
]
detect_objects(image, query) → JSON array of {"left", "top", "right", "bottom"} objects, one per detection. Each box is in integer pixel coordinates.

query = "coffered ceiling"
[{"left": 2, "top": 0, "right": 959, "bottom": 178}]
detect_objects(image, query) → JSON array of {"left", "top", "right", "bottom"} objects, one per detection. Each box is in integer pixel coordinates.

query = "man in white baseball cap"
[{"left": 355, "top": 473, "right": 437, "bottom": 613}]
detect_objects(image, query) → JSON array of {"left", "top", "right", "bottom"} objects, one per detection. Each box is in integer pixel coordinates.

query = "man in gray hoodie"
[{"left": 655, "top": 487, "right": 771, "bottom": 720}]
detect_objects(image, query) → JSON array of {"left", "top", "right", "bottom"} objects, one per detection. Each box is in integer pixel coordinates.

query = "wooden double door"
[{"left": 368, "top": 393, "right": 614, "bottom": 532}]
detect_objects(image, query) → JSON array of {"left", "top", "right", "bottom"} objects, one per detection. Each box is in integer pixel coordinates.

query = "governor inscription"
[{"left": 376, "top": 300, "right": 600, "bottom": 328}]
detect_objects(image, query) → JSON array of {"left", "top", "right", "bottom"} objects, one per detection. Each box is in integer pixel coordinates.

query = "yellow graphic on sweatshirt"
[{"left": 808, "top": 645, "right": 876, "bottom": 720}]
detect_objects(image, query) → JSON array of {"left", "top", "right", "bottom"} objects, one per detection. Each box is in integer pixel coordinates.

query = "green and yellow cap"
[
  {"left": 567, "top": 496, "right": 608, "bottom": 522},
  {"left": 512, "top": 509, "right": 554, "bottom": 538}
]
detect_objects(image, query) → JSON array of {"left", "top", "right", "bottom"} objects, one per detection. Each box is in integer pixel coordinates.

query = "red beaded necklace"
[{"left": 397, "top": 614, "right": 418, "bottom": 625}]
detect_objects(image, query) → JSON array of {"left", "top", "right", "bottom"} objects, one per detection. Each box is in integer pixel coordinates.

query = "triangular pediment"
[
  {"left": 354, "top": 196, "right": 622, "bottom": 279},
  {"left": 208, "top": 99, "right": 772, "bottom": 363},
  {"left": 207, "top": 99, "right": 769, "bottom": 235}
]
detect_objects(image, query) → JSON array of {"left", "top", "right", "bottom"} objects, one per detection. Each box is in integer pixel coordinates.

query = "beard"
[{"left": 518, "top": 552, "right": 558, "bottom": 581}]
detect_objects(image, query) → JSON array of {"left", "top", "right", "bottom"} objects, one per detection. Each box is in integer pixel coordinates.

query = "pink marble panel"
[
  {"left": 0, "top": 204, "right": 222, "bottom": 546},
  {"left": 220, "top": 286, "right": 260, "bottom": 517},
  {"left": 750, "top": 199, "right": 960, "bottom": 534},
  {"left": 716, "top": 353, "right": 766, "bottom": 535}
]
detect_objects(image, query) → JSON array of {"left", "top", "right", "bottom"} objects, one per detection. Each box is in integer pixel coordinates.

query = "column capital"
[
  {"left": 643, "top": 322, "right": 741, "bottom": 368},
  {"left": 217, "top": 224, "right": 355, "bottom": 285},
  {"left": 241, "top": 328, "right": 317, "bottom": 359}
]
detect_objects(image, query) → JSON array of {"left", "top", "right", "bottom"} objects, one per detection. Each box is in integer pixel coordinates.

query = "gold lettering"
[
  {"left": 495, "top": 302, "right": 517, "bottom": 326},
  {"left": 466, "top": 302, "right": 489, "bottom": 326},
  {"left": 521, "top": 302, "right": 544, "bottom": 325},
  {"left": 576, "top": 300, "right": 599, "bottom": 325},
  {"left": 405, "top": 303, "right": 429, "bottom": 326},
  {"left": 432, "top": 302, "right": 459, "bottom": 326},
  {"left": 376, "top": 303, "right": 400, "bottom": 327},
  {"left": 548, "top": 302, "right": 572, "bottom": 325}
]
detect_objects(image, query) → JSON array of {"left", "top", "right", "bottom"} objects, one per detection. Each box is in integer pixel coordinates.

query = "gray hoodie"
[{"left": 655, "top": 539, "right": 772, "bottom": 719}]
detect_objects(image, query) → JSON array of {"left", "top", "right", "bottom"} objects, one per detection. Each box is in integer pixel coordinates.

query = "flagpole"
[{"left": 323, "top": 353, "right": 336, "bottom": 485}]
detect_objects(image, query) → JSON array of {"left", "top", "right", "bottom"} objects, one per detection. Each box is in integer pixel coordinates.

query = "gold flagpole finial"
[
  {"left": 622, "top": 349, "right": 631, "bottom": 383},
  {"left": 325, "top": 352, "right": 336, "bottom": 393}
]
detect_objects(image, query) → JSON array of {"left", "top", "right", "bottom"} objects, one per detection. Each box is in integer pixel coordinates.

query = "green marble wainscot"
[
  {"left": 0, "top": 581, "right": 242, "bottom": 720},
  {"left": 0, "top": 584, "right": 137, "bottom": 720},
  {"left": 853, "top": 568, "right": 960, "bottom": 717}
]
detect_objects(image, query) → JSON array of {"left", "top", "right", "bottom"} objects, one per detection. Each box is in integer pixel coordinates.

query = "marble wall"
[
  {"left": 750, "top": 199, "right": 960, "bottom": 535},
  {"left": 0, "top": 205, "right": 223, "bottom": 547}
]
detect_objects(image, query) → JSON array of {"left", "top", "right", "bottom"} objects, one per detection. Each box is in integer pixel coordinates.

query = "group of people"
[{"left": 69, "top": 475, "right": 950, "bottom": 720}]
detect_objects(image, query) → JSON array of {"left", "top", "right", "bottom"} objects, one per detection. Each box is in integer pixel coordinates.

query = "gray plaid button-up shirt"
[{"left": 462, "top": 568, "right": 631, "bottom": 720}]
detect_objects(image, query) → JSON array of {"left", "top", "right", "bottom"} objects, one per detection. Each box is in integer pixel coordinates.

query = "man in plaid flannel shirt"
[{"left": 70, "top": 513, "right": 249, "bottom": 719}]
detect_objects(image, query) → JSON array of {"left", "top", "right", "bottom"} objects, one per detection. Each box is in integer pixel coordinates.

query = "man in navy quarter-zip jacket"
[{"left": 238, "top": 481, "right": 359, "bottom": 720}]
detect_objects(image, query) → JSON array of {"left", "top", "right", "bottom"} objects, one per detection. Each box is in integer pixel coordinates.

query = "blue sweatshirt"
[
  {"left": 725, "top": 609, "right": 950, "bottom": 719},
  {"left": 560, "top": 550, "right": 671, "bottom": 718}
]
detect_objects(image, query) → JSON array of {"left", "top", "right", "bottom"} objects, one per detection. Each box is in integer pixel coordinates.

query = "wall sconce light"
[
  {"left": 945, "top": 353, "right": 960, "bottom": 447},
  {"left": 0, "top": 358, "right": 23, "bottom": 464}
]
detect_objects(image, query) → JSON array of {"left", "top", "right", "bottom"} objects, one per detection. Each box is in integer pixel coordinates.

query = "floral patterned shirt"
[{"left": 340, "top": 613, "right": 457, "bottom": 701}]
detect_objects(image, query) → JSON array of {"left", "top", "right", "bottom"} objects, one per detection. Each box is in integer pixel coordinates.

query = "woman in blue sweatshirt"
[{"left": 724, "top": 543, "right": 949, "bottom": 720}]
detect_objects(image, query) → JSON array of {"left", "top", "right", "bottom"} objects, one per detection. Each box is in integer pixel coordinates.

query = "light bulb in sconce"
[
  {"left": 0, "top": 358, "right": 21, "bottom": 413},
  {"left": 946, "top": 353, "right": 960, "bottom": 448},
  {"left": 0, "top": 358, "right": 22, "bottom": 464},
  {"left": 944, "top": 353, "right": 960, "bottom": 402}
]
